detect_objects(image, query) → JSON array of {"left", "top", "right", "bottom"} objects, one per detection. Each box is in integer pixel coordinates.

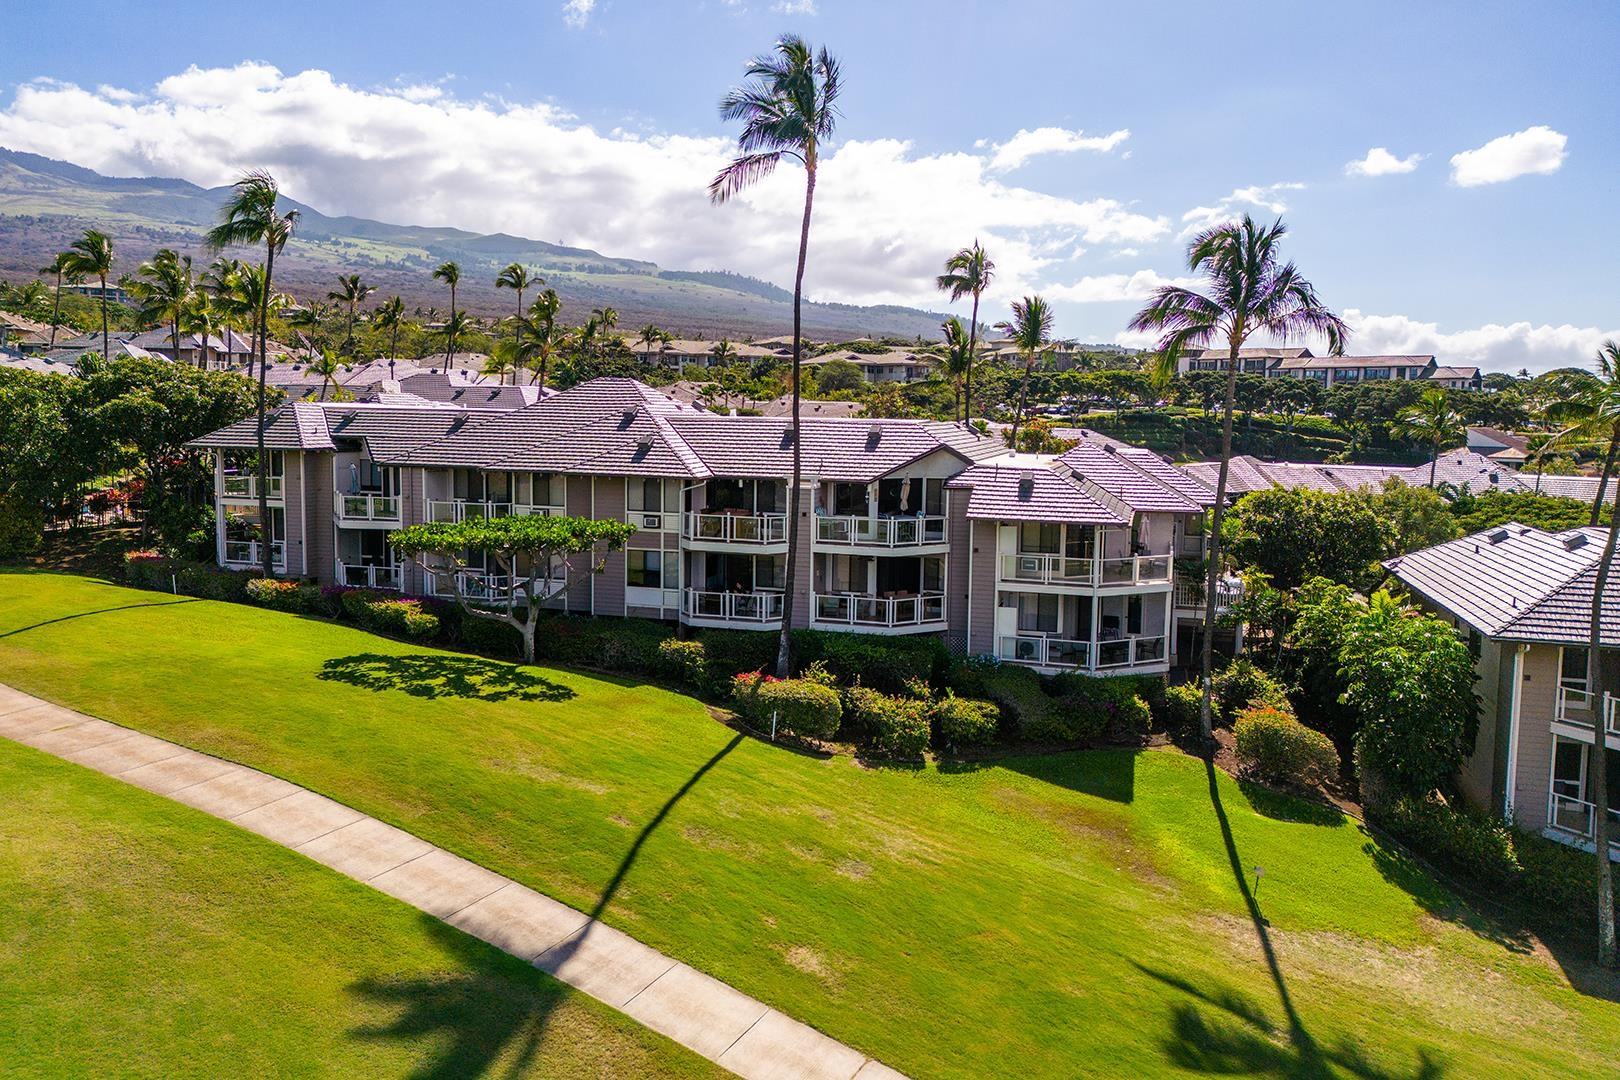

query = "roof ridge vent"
[
  {"left": 1564, "top": 533, "right": 1589, "bottom": 551},
  {"left": 1485, "top": 528, "right": 1510, "bottom": 544}
]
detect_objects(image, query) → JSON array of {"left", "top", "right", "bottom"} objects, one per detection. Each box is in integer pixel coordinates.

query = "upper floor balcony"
[
  {"left": 426, "top": 499, "right": 563, "bottom": 524},
  {"left": 220, "top": 473, "right": 283, "bottom": 503},
  {"left": 1555, "top": 687, "right": 1620, "bottom": 743},
  {"left": 815, "top": 514, "right": 947, "bottom": 548},
  {"left": 682, "top": 511, "right": 789, "bottom": 546},
  {"left": 335, "top": 492, "right": 401, "bottom": 525},
  {"left": 1173, "top": 576, "right": 1244, "bottom": 612},
  {"left": 999, "top": 552, "right": 1172, "bottom": 589},
  {"left": 812, "top": 591, "right": 946, "bottom": 632}
]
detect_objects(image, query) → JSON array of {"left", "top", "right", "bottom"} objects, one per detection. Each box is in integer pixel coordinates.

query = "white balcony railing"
[
  {"left": 1555, "top": 687, "right": 1620, "bottom": 738},
  {"left": 684, "top": 589, "right": 785, "bottom": 623},
  {"left": 1094, "top": 633, "right": 1169, "bottom": 669},
  {"left": 425, "top": 499, "right": 564, "bottom": 523},
  {"left": 812, "top": 592, "right": 946, "bottom": 628},
  {"left": 815, "top": 514, "right": 947, "bottom": 547},
  {"left": 999, "top": 552, "right": 1172, "bottom": 588},
  {"left": 336, "top": 492, "right": 400, "bottom": 523},
  {"left": 336, "top": 560, "right": 402, "bottom": 591},
  {"left": 223, "top": 539, "right": 285, "bottom": 569},
  {"left": 1173, "top": 577, "right": 1244, "bottom": 611},
  {"left": 997, "top": 632, "right": 1167, "bottom": 672},
  {"left": 431, "top": 570, "right": 513, "bottom": 604},
  {"left": 682, "top": 512, "right": 788, "bottom": 545},
  {"left": 220, "top": 474, "right": 284, "bottom": 501},
  {"left": 1548, "top": 793, "right": 1620, "bottom": 850}
]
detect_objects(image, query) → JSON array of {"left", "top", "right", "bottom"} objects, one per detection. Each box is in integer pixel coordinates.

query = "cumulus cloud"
[
  {"left": 1045, "top": 270, "right": 1201, "bottom": 304},
  {"left": 0, "top": 63, "right": 1169, "bottom": 310},
  {"left": 772, "top": 0, "right": 817, "bottom": 12},
  {"left": 1344, "top": 146, "right": 1422, "bottom": 177},
  {"left": 1449, "top": 125, "right": 1567, "bottom": 186},
  {"left": 561, "top": 0, "right": 596, "bottom": 28},
  {"left": 1178, "top": 182, "right": 1304, "bottom": 238},
  {"left": 1343, "top": 309, "right": 1617, "bottom": 374},
  {"left": 983, "top": 126, "right": 1130, "bottom": 172}
]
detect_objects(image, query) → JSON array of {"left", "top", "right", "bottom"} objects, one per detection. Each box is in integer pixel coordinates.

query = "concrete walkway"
[{"left": 0, "top": 681, "right": 904, "bottom": 1080}]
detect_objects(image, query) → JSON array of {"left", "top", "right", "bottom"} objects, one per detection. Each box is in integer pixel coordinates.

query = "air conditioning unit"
[{"left": 642, "top": 514, "right": 661, "bottom": 529}]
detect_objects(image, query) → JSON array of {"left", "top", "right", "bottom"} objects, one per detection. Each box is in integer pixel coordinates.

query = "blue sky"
[{"left": 3, "top": 0, "right": 1617, "bottom": 369}]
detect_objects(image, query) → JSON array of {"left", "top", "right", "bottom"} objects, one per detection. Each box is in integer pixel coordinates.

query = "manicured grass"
[
  {"left": 0, "top": 736, "right": 720, "bottom": 1079},
  {"left": 4, "top": 570, "right": 1618, "bottom": 1078}
]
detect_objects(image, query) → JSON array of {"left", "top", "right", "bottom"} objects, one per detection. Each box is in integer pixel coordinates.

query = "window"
[
  {"left": 1552, "top": 739, "right": 1586, "bottom": 800},
  {"left": 1127, "top": 595, "right": 1143, "bottom": 635},
  {"left": 626, "top": 550, "right": 675, "bottom": 590},
  {"left": 1019, "top": 522, "right": 1060, "bottom": 554},
  {"left": 1561, "top": 646, "right": 1589, "bottom": 691},
  {"left": 628, "top": 477, "right": 663, "bottom": 512},
  {"left": 1017, "top": 593, "right": 1059, "bottom": 633}
]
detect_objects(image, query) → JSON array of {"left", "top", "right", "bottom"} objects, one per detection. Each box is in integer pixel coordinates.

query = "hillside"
[{"left": 0, "top": 148, "right": 950, "bottom": 340}]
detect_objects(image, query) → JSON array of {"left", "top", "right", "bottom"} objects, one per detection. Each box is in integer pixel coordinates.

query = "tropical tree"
[
  {"left": 308, "top": 350, "right": 344, "bottom": 401},
  {"left": 509, "top": 289, "right": 562, "bottom": 390},
  {"left": 433, "top": 261, "right": 461, "bottom": 323},
  {"left": 1128, "top": 214, "right": 1347, "bottom": 750},
  {"left": 205, "top": 169, "right": 300, "bottom": 578},
  {"left": 373, "top": 295, "right": 409, "bottom": 361},
  {"left": 936, "top": 241, "right": 994, "bottom": 422},
  {"left": 709, "top": 338, "right": 738, "bottom": 366},
  {"left": 710, "top": 33, "right": 842, "bottom": 678},
  {"left": 1394, "top": 387, "right": 1466, "bottom": 486},
  {"left": 941, "top": 316, "right": 971, "bottom": 422},
  {"left": 994, "top": 295, "right": 1054, "bottom": 447},
  {"left": 495, "top": 264, "right": 540, "bottom": 336},
  {"left": 177, "top": 289, "right": 217, "bottom": 370},
  {"left": 440, "top": 308, "right": 472, "bottom": 364},
  {"left": 62, "top": 228, "right": 115, "bottom": 360},
  {"left": 1584, "top": 457, "right": 1620, "bottom": 968},
  {"left": 128, "top": 249, "right": 196, "bottom": 365},
  {"left": 637, "top": 323, "right": 669, "bottom": 365},
  {"left": 1548, "top": 340, "right": 1620, "bottom": 525},
  {"left": 39, "top": 251, "right": 80, "bottom": 349},
  {"left": 482, "top": 346, "right": 515, "bottom": 386},
  {"left": 326, "top": 273, "right": 374, "bottom": 354}
]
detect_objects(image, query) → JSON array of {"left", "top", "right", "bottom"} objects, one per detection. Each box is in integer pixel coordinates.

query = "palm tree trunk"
[
  {"left": 256, "top": 243, "right": 274, "bottom": 580},
  {"left": 965, "top": 291, "right": 980, "bottom": 425},
  {"left": 1587, "top": 488, "right": 1619, "bottom": 967},
  {"left": 1198, "top": 336, "right": 1244, "bottom": 753},
  {"left": 775, "top": 160, "right": 817, "bottom": 679},
  {"left": 1591, "top": 427, "right": 1619, "bottom": 527},
  {"left": 49, "top": 271, "right": 61, "bottom": 349},
  {"left": 99, "top": 274, "right": 109, "bottom": 360},
  {"left": 1010, "top": 357, "right": 1034, "bottom": 447},
  {"left": 1430, "top": 443, "right": 1441, "bottom": 487}
]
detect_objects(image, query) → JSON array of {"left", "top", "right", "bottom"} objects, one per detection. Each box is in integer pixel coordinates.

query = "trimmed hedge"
[
  {"left": 733, "top": 673, "right": 843, "bottom": 740},
  {"left": 244, "top": 577, "right": 322, "bottom": 614},
  {"left": 1160, "top": 682, "right": 1206, "bottom": 735},
  {"left": 931, "top": 692, "right": 999, "bottom": 747},
  {"left": 125, "top": 551, "right": 253, "bottom": 603},
  {"left": 793, "top": 631, "right": 948, "bottom": 694},
  {"left": 1233, "top": 706, "right": 1338, "bottom": 784},
  {"left": 656, "top": 638, "right": 708, "bottom": 687},
  {"left": 460, "top": 615, "right": 523, "bottom": 659},
  {"left": 539, "top": 614, "right": 671, "bottom": 674},
  {"left": 846, "top": 686, "right": 931, "bottom": 758},
  {"left": 1376, "top": 795, "right": 1520, "bottom": 889}
]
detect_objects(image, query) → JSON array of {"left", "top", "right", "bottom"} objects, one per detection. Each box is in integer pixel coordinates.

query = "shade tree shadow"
[
  {"left": 318, "top": 653, "right": 575, "bottom": 703},
  {"left": 1000, "top": 746, "right": 1137, "bottom": 803}
]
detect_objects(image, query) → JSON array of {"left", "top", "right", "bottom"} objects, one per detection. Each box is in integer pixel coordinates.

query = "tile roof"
[
  {"left": 667, "top": 414, "right": 971, "bottom": 482},
  {"left": 948, "top": 460, "right": 1127, "bottom": 525},
  {"left": 1055, "top": 443, "right": 1204, "bottom": 513},
  {"left": 1277, "top": 354, "right": 1434, "bottom": 370},
  {"left": 187, "top": 402, "right": 336, "bottom": 451},
  {"left": 1532, "top": 475, "right": 1618, "bottom": 505}
]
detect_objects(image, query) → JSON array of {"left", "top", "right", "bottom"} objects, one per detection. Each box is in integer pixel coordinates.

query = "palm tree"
[
  {"left": 513, "top": 289, "right": 562, "bottom": 390},
  {"left": 1584, "top": 460, "right": 1620, "bottom": 968},
  {"left": 1395, "top": 387, "right": 1466, "bottom": 487},
  {"left": 587, "top": 306, "right": 619, "bottom": 357},
  {"left": 373, "top": 295, "right": 408, "bottom": 362},
  {"left": 440, "top": 308, "right": 472, "bottom": 365},
  {"left": 495, "top": 264, "right": 540, "bottom": 335},
  {"left": 709, "top": 338, "right": 738, "bottom": 366},
  {"left": 936, "top": 241, "right": 995, "bottom": 423},
  {"left": 326, "top": 273, "right": 374, "bottom": 354},
  {"left": 1128, "top": 214, "right": 1347, "bottom": 751},
  {"left": 206, "top": 169, "right": 300, "bottom": 579},
  {"left": 482, "top": 346, "right": 515, "bottom": 386},
  {"left": 941, "top": 316, "right": 972, "bottom": 422},
  {"left": 711, "top": 33, "right": 842, "bottom": 679},
  {"left": 995, "top": 296, "right": 1054, "bottom": 448},
  {"left": 39, "top": 252, "right": 80, "bottom": 349},
  {"left": 62, "top": 229, "right": 115, "bottom": 360},
  {"left": 637, "top": 323, "right": 667, "bottom": 364},
  {"left": 177, "top": 289, "right": 217, "bottom": 369},
  {"left": 309, "top": 349, "right": 343, "bottom": 401},
  {"left": 433, "top": 261, "right": 461, "bottom": 327},
  {"left": 128, "top": 249, "right": 196, "bottom": 365},
  {"left": 201, "top": 257, "right": 250, "bottom": 365},
  {"left": 1548, "top": 341, "right": 1620, "bottom": 525}
]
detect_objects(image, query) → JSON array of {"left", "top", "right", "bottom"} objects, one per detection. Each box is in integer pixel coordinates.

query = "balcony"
[
  {"left": 336, "top": 492, "right": 400, "bottom": 524},
  {"left": 1173, "top": 576, "right": 1244, "bottom": 611},
  {"left": 1547, "top": 793, "right": 1620, "bottom": 857},
  {"left": 682, "top": 511, "right": 788, "bottom": 545},
  {"left": 815, "top": 514, "right": 946, "bottom": 548},
  {"left": 427, "top": 500, "right": 562, "bottom": 523},
  {"left": 1555, "top": 687, "right": 1620, "bottom": 740},
  {"left": 220, "top": 474, "right": 283, "bottom": 502},
  {"left": 430, "top": 569, "right": 514, "bottom": 605},
  {"left": 999, "top": 553, "right": 1172, "bottom": 588},
  {"left": 223, "top": 539, "right": 285, "bottom": 570},
  {"left": 996, "top": 632, "right": 1168, "bottom": 672},
  {"left": 336, "top": 560, "right": 402, "bottom": 591},
  {"left": 812, "top": 592, "right": 946, "bottom": 630},
  {"left": 683, "top": 588, "right": 785, "bottom": 625}
]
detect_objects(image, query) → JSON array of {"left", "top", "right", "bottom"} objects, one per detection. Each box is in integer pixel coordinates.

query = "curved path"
[{"left": 0, "top": 681, "right": 904, "bottom": 1080}]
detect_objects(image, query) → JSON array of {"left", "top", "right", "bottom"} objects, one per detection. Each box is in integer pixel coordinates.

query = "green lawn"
[
  {"left": 3, "top": 570, "right": 1617, "bottom": 1079},
  {"left": 0, "top": 736, "right": 720, "bottom": 1079}
]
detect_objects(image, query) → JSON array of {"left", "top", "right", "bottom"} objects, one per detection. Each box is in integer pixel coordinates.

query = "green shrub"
[
  {"left": 1233, "top": 707, "right": 1339, "bottom": 784},
  {"left": 461, "top": 615, "right": 523, "bottom": 659},
  {"left": 542, "top": 615, "right": 671, "bottom": 674},
  {"left": 977, "top": 664, "right": 1049, "bottom": 731},
  {"left": 656, "top": 638, "right": 708, "bottom": 686},
  {"left": 753, "top": 678, "right": 843, "bottom": 740},
  {"left": 697, "top": 628, "right": 779, "bottom": 680},
  {"left": 174, "top": 563, "right": 252, "bottom": 603},
  {"left": 1110, "top": 693, "right": 1153, "bottom": 741},
  {"left": 931, "top": 691, "right": 999, "bottom": 747},
  {"left": 1376, "top": 795, "right": 1522, "bottom": 889},
  {"left": 846, "top": 686, "right": 931, "bottom": 758},
  {"left": 244, "top": 577, "right": 320, "bottom": 613},
  {"left": 1160, "top": 682, "right": 1206, "bottom": 735},
  {"left": 1045, "top": 672, "right": 1145, "bottom": 743},
  {"left": 792, "top": 630, "right": 947, "bottom": 694},
  {"left": 799, "top": 660, "right": 838, "bottom": 688},
  {"left": 1512, "top": 829, "right": 1600, "bottom": 915},
  {"left": 366, "top": 598, "right": 441, "bottom": 640},
  {"left": 123, "top": 551, "right": 169, "bottom": 589},
  {"left": 0, "top": 495, "right": 43, "bottom": 561},
  {"left": 944, "top": 655, "right": 999, "bottom": 699},
  {"left": 1213, "top": 659, "right": 1291, "bottom": 719}
]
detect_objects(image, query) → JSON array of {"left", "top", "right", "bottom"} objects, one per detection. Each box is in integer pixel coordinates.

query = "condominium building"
[{"left": 191, "top": 378, "right": 1234, "bottom": 677}]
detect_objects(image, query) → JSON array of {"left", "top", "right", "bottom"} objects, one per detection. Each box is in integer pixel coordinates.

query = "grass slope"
[
  {"left": 0, "top": 737, "right": 719, "bottom": 1079},
  {"left": 2, "top": 571, "right": 1617, "bottom": 1079}
]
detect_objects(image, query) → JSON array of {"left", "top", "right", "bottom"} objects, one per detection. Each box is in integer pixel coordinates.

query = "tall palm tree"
[
  {"left": 637, "top": 323, "right": 667, "bottom": 364},
  {"left": 39, "top": 251, "right": 79, "bottom": 349},
  {"left": 1584, "top": 459, "right": 1620, "bottom": 968},
  {"left": 128, "top": 249, "right": 196, "bottom": 365},
  {"left": 433, "top": 261, "right": 461, "bottom": 328},
  {"left": 373, "top": 295, "right": 408, "bottom": 362},
  {"left": 309, "top": 349, "right": 343, "bottom": 401},
  {"left": 936, "top": 241, "right": 994, "bottom": 423},
  {"left": 62, "top": 228, "right": 115, "bottom": 360},
  {"left": 177, "top": 289, "right": 217, "bottom": 369},
  {"left": 709, "top": 338, "right": 738, "bottom": 366},
  {"left": 513, "top": 289, "right": 562, "bottom": 390},
  {"left": 711, "top": 33, "right": 842, "bottom": 679},
  {"left": 1128, "top": 214, "right": 1347, "bottom": 750},
  {"left": 206, "top": 169, "right": 300, "bottom": 579},
  {"left": 1548, "top": 341, "right": 1620, "bottom": 525},
  {"left": 495, "top": 263, "right": 540, "bottom": 338},
  {"left": 941, "top": 316, "right": 972, "bottom": 422},
  {"left": 587, "top": 306, "right": 619, "bottom": 357},
  {"left": 326, "top": 273, "right": 374, "bottom": 354},
  {"left": 1394, "top": 387, "right": 1466, "bottom": 487},
  {"left": 440, "top": 308, "right": 472, "bottom": 365},
  {"left": 995, "top": 296, "right": 1054, "bottom": 448}
]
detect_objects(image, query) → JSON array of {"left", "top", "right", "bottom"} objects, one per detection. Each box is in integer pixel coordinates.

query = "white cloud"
[
  {"left": 984, "top": 126, "right": 1130, "bottom": 172},
  {"left": 1045, "top": 270, "right": 1201, "bottom": 304},
  {"left": 561, "top": 0, "right": 596, "bottom": 28},
  {"left": 1343, "top": 309, "right": 1618, "bottom": 374},
  {"left": 771, "top": 0, "right": 817, "bottom": 12},
  {"left": 1344, "top": 146, "right": 1422, "bottom": 177},
  {"left": 1178, "top": 182, "right": 1304, "bottom": 238},
  {"left": 1449, "top": 125, "right": 1567, "bottom": 186},
  {"left": 0, "top": 64, "right": 1170, "bottom": 310}
]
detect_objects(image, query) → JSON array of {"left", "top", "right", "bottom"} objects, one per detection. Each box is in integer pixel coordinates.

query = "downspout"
[{"left": 1505, "top": 643, "right": 1528, "bottom": 822}]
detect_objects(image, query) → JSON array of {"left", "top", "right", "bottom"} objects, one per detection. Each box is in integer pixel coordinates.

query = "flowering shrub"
[
  {"left": 754, "top": 678, "right": 842, "bottom": 740},
  {"left": 1233, "top": 707, "right": 1339, "bottom": 784},
  {"left": 846, "top": 686, "right": 930, "bottom": 758},
  {"left": 245, "top": 577, "right": 321, "bottom": 613}
]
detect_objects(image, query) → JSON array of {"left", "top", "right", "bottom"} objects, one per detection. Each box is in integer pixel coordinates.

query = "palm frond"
[{"left": 709, "top": 151, "right": 783, "bottom": 203}]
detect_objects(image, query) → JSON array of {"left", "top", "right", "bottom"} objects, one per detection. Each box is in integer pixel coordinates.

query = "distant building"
[{"left": 1174, "top": 348, "right": 1482, "bottom": 390}]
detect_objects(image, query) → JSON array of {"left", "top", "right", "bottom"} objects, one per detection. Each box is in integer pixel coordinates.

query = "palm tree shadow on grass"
[
  {"left": 1136, "top": 761, "right": 1446, "bottom": 1080},
  {"left": 0, "top": 598, "right": 199, "bottom": 639},
  {"left": 348, "top": 733, "right": 745, "bottom": 1076},
  {"left": 317, "top": 653, "right": 575, "bottom": 703}
]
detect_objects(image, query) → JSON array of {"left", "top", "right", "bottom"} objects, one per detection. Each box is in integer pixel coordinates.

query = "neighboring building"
[
  {"left": 1429, "top": 366, "right": 1485, "bottom": 391},
  {"left": 1180, "top": 449, "right": 1533, "bottom": 499},
  {"left": 1176, "top": 347, "right": 1312, "bottom": 377},
  {"left": 188, "top": 378, "right": 1236, "bottom": 677},
  {"left": 804, "top": 348, "right": 938, "bottom": 384},
  {"left": 0, "top": 311, "right": 63, "bottom": 352},
  {"left": 1386, "top": 524, "right": 1619, "bottom": 859},
  {"left": 61, "top": 281, "right": 133, "bottom": 306},
  {"left": 1175, "top": 348, "right": 1483, "bottom": 390},
  {"left": 1466, "top": 426, "right": 1531, "bottom": 467}
]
